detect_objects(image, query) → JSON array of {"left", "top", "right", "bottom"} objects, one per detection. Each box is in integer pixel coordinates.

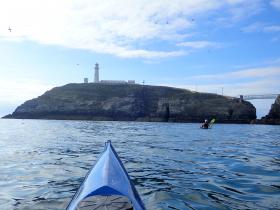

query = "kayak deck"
[
  {"left": 76, "top": 195, "right": 133, "bottom": 210},
  {"left": 67, "top": 141, "right": 145, "bottom": 210}
]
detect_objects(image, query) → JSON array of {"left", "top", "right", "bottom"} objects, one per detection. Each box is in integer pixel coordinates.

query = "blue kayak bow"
[{"left": 67, "top": 140, "right": 146, "bottom": 210}]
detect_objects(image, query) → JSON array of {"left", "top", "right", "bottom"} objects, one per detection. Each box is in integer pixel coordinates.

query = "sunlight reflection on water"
[{"left": 0, "top": 119, "right": 279, "bottom": 209}]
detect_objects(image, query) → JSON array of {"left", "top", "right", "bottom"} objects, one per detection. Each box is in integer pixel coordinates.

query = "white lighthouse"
[{"left": 94, "top": 63, "right": 99, "bottom": 83}]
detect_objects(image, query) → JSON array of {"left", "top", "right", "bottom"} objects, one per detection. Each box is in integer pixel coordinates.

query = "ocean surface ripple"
[{"left": 0, "top": 119, "right": 279, "bottom": 209}]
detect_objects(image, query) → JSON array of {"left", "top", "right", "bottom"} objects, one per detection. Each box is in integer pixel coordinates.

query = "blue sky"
[{"left": 0, "top": 0, "right": 279, "bottom": 117}]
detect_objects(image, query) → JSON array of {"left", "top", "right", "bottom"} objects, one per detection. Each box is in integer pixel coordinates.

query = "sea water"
[{"left": 0, "top": 119, "right": 279, "bottom": 210}]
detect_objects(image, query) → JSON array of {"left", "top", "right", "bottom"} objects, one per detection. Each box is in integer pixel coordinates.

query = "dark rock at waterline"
[
  {"left": 252, "top": 95, "right": 280, "bottom": 125},
  {"left": 3, "top": 83, "right": 256, "bottom": 123}
]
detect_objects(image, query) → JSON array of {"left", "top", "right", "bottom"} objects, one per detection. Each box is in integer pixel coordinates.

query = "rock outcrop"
[
  {"left": 253, "top": 95, "right": 280, "bottom": 125},
  {"left": 3, "top": 83, "right": 256, "bottom": 123}
]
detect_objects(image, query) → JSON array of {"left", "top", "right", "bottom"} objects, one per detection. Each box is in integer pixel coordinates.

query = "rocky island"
[
  {"left": 3, "top": 83, "right": 256, "bottom": 123},
  {"left": 252, "top": 95, "right": 280, "bottom": 125}
]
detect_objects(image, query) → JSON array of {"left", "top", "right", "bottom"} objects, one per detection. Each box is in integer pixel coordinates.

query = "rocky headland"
[
  {"left": 3, "top": 83, "right": 256, "bottom": 123},
  {"left": 252, "top": 95, "right": 280, "bottom": 125}
]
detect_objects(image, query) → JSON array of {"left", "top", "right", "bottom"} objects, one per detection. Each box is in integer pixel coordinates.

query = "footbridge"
[{"left": 240, "top": 94, "right": 278, "bottom": 100}]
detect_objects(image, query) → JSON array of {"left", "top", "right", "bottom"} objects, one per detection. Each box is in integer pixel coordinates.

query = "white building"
[
  {"left": 128, "top": 80, "right": 135, "bottom": 84},
  {"left": 93, "top": 63, "right": 137, "bottom": 84},
  {"left": 94, "top": 63, "right": 99, "bottom": 83},
  {"left": 100, "top": 80, "right": 127, "bottom": 84}
]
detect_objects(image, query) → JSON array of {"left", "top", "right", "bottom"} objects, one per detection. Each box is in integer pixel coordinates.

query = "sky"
[{"left": 0, "top": 0, "right": 279, "bottom": 118}]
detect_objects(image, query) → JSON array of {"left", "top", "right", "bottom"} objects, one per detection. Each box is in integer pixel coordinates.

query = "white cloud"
[
  {"left": 230, "top": 57, "right": 280, "bottom": 69},
  {"left": 177, "top": 41, "right": 222, "bottom": 49},
  {"left": 242, "top": 22, "right": 265, "bottom": 33},
  {"left": 271, "top": 36, "right": 280, "bottom": 42},
  {"left": 0, "top": 78, "right": 55, "bottom": 104},
  {"left": 0, "top": 0, "right": 263, "bottom": 58},
  {"left": 242, "top": 22, "right": 280, "bottom": 33},
  {"left": 188, "top": 66, "right": 280, "bottom": 81},
  {"left": 214, "top": 0, "right": 263, "bottom": 25},
  {"left": 177, "top": 79, "right": 279, "bottom": 96},
  {"left": 161, "top": 78, "right": 279, "bottom": 96},
  {"left": 271, "top": 0, "right": 280, "bottom": 10},
  {"left": 267, "top": 57, "right": 280, "bottom": 64},
  {"left": 227, "top": 0, "right": 263, "bottom": 20},
  {"left": 157, "top": 66, "right": 280, "bottom": 96},
  {"left": 263, "top": 25, "right": 280, "bottom": 32}
]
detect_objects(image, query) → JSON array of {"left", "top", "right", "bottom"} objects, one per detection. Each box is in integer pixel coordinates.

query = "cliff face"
[
  {"left": 267, "top": 95, "right": 280, "bottom": 119},
  {"left": 253, "top": 95, "right": 280, "bottom": 125},
  {"left": 4, "top": 83, "right": 256, "bottom": 123}
]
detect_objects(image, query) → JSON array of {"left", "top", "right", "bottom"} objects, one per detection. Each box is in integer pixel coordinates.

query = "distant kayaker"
[{"left": 201, "top": 119, "right": 209, "bottom": 129}]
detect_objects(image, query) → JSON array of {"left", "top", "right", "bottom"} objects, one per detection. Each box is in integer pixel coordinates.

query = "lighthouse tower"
[{"left": 94, "top": 63, "right": 99, "bottom": 83}]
